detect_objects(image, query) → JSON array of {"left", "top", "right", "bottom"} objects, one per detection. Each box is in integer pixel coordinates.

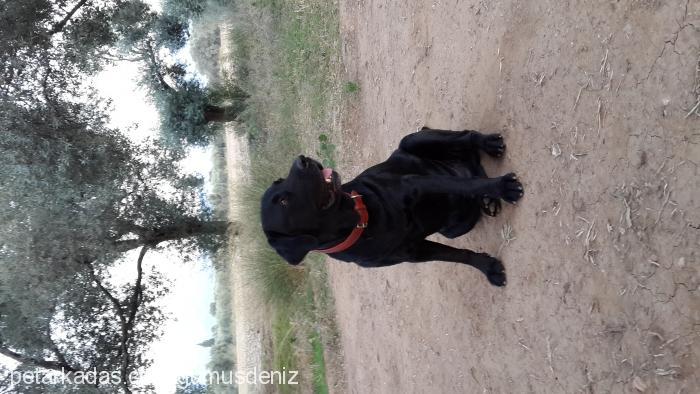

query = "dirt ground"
[{"left": 328, "top": 1, "right": 700, "bottom": 393}]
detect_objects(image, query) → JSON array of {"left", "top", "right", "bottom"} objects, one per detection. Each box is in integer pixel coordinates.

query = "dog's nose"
[{"left": 295, "top": 155, "right": 308, "bottom": 170}]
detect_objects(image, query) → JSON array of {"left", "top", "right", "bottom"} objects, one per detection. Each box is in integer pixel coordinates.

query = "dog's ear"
[{"left": 266, "top": 233, "right": 318, "bottom": 265}]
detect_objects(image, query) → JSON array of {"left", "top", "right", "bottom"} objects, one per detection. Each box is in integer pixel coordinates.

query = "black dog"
[{"left": 260, "top": 128, "right": 523, "bottom": 286}]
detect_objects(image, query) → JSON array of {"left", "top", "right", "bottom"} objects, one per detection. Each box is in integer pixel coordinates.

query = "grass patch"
[
  {"left": 343, "top": 81, "right": 360, "bottom": 93},
  {"left": 271, "top": 309, "right": 298, "bottom": 394},
  {"left": 316, "top": 134, "right": 337, "bottom": 169},
  {"left": 219, "top": 0, "right": 343, "bottom": 391},
  {"left": 310, "top": 330, "right": 329, "bottom": 394}
]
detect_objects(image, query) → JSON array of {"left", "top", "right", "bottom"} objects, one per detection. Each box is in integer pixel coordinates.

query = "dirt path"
[{"left": 329, "top": 1, "right": 699, "bottom": 392}]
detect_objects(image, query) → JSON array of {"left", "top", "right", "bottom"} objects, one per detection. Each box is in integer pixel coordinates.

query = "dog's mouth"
[{"left": 320, "top": 167, "right": 341, "bottom": 210}]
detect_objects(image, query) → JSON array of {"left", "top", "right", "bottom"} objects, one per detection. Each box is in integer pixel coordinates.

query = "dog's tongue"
[{"left": 322, "top": 168, "right": 333, "bottom": 182}]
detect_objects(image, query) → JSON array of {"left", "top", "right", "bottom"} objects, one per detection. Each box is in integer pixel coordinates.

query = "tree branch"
[
  {"left": 142, "top": 220, "right": 231, "bottom": 246},
  {"left": 84, "top": 261, "right": 131, "bottom": 394},
  {"left": 125, "top": 246, "right": 147, "bottom": 340},
  {"left": 0, "top": 343, "right": 77, "bottom": 372},
  {"left": 48, "top": 0, "right": 91, "bottom": 35},
  {"left": 144, "top": 41, "right": 177, "bottom": 92},
  {"left": 110, "top": 220, "right": 233, "bottom": 253},
  {"left": 84, "top": 246, "right": 148, "bottom": 394},
  {"left": 111, "top": 238, "right": 144, "bottom": 254},
  {"left": 96, "top": 49, "right": 143, "bottom": 63},
  {"left": 49, "top": 338, "right": 71, "bottom": 369}
]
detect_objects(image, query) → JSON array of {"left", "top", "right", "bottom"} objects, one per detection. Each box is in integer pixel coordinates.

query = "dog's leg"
[
  {"left": 403, "top": 173, "right": 524, "bottom": 203},
  {"left": 400, "top": 128, "right": 506, "bottom": 158},
  {"left": 472, "top": 166, "right": 502, "bottom": 216},
  {"left": 400, "top": 240, "right": 506, "bottom": 286}
]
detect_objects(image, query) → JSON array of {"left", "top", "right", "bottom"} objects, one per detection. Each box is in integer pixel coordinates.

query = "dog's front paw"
[
  {"left": 499, "top": 173, "right": 524, "bottom": 204},
  {"left": 480, "top": 133, "right": 506, "bottom": 158},
  {"left": 485, "top": 257, "right": 506, "bottom": 287}
]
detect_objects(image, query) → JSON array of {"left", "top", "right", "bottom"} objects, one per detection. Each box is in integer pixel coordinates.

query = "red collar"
[{"left": 315, "top": 191, "right": 368, "bottom": 254}]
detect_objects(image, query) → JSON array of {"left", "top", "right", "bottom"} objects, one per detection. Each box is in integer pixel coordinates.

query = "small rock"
[
  {"left": 551, "top": 143, "right": 562, "bottom": 157},
  {"left": 676, "top": 257, "right": 686, "bottom": 268}
]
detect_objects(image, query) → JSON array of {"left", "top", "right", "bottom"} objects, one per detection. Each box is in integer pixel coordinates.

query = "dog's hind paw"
[
  {"left": 485, "top": 258, "right": 507, "bottom": 287},
  {"left": 481, "top": 197, "right": 502, "bottom": 216},
  {"left": 480, "top": 133, "right": 506, "bottom": 158}
]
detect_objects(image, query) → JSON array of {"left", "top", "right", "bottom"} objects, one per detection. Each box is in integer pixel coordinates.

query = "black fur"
[{"left": 260, "top": 128, "right": 524, "bottom": 286}]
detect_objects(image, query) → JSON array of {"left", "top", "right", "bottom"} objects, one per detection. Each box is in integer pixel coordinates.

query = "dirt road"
[{"left": 329, "top": 1, "right": 699, "bottom": 392}]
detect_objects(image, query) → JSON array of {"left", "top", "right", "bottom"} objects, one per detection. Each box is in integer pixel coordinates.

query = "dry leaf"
[{"left": 632, "top": 376, "right": 647, "bottom": 392}]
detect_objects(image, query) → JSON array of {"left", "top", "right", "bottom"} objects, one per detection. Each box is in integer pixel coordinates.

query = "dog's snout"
[
  {"left": 295, "top": 155, "right": 308, "bottom": 170},
  {"left": 295, "top": 155, "right": 323, "bottom": 172}
]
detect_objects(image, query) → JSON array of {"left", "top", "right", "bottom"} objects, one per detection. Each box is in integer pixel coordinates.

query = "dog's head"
[{"left": 260, "top": 155, "right": 358, "bottom": 264}]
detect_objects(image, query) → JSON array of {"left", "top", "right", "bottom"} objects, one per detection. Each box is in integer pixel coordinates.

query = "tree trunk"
[
  {"left": 111, "top": 220, "right": 236, "bottom": 253},
  {"left": 141, "top": 220, "right": 232, "bottom": 246},
  {"left": 203, "top": 105, "right": 240, "bottom": 123}
]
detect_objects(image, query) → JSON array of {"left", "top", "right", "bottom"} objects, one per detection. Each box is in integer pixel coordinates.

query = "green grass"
[
  {"left": 310, "top": 330, "right": 329, "bottom": 394},
  {"left": 272, "top": 309, "right": 298, "bottom": 394},
  {"left": 220, "top": 0, "right": 343, "bottom": 391},
  {"left": 343, "top": 81, "right": 360, "bottom": 94},
  {"left": 316, "top": 134, "right": 336, "bottom": 169}
]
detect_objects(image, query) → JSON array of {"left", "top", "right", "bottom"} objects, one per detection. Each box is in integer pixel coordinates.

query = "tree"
[
  {"left": 0, "top": 0, "right": 191, "bottom": 109},
  {"left": 147, "top": 70, "right": 249, "bottom": 146},
  {"left": 98, "top": 0, "right": 248, "bottom": 147},
  {"left": 0, "top": 96, "right": 232, "bottom": 260},
  {"left": 0, "top": 1, "right": 235, "bottom": 392},
  {"left": 110, "top": 0, "right": 190, "bottom": 53},
  {"left": 1, "top": 248, "right": 167, "bottom": 393},
  {"left": 163, "top": 0, "right": 208, "bottom": 20},
  {"left": 0, "top": 0, "right": 122, "bottom": 104},
  {"left": 0, "top": 96, "right": 235, "bottom": 392}
]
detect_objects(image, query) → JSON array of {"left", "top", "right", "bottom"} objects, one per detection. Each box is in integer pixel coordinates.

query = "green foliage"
[
  {"left": 317, "top": 134, "right": 337, "bottom": 169},
  {"left": 0, "top": 0, "right": 117, "bottom": 105},
  {"left": 155, "top": 13, "right": 191, "bottom": 51},
  {"left": 153, "top": 78, "right": 212, "bottom": 146},
  {"left": 343, "top": 81, "right": 360, "bottom": 93},
  {"left": 149, "top": 76, "right": 248, "bottom": 147},
  {"left": 111, "top": 0, "right": 189, "bottom": 52},
  {"left": 164, "top": 0, "right": 208, "bottom": 19}
]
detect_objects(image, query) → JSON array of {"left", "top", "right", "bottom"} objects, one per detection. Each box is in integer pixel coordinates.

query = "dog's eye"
[{"left": 279, "top": 198, "right": 288, "bottom": 207}]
